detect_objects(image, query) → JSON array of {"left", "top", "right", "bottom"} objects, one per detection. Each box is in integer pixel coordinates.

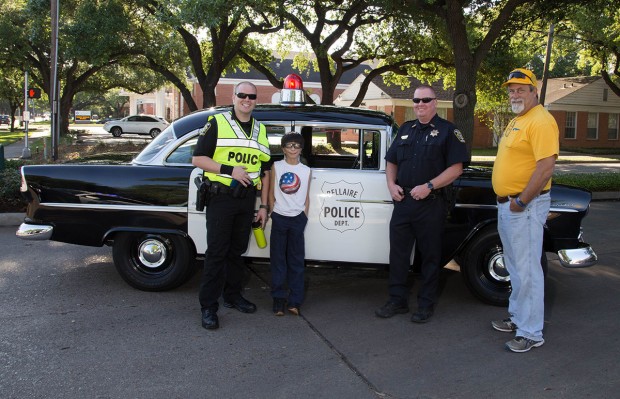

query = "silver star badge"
[{"left": 430, "top": 129, "right": 439, "bottom": 137}]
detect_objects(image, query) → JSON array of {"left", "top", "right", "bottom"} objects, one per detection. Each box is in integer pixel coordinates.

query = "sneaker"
[
  {"left": 492, "top": 318, "right": 517, "bottom": 333},
  {"left": 272, "top": 298, "right": 286, "bottom": 316},
  {"left": 410, "top": 307, "right": 434, "bottom": 323},
  {"left": 505, "top": 336, "right": 545, "bottom": 353},
  {"left": 375, "top": 300, "right": 409, "bottom": 318}
]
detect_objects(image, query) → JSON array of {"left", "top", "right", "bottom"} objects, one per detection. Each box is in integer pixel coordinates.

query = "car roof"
[{"left": 171, "top": 104, "right": 396, "bottom": 138}]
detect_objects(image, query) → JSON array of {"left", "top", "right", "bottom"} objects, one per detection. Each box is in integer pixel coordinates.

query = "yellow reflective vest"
[{"left": 203, "top": 112, "right": 271, "bottom": 187}]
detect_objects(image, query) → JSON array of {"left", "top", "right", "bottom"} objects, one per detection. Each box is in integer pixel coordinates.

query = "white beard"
[{"left": 511, "top": 101, "right": 525, "bottom": 114}]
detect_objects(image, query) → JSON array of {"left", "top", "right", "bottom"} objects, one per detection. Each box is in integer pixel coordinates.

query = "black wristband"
[{"left": 220, "top": 164, "right": 234, "bottom": 175}]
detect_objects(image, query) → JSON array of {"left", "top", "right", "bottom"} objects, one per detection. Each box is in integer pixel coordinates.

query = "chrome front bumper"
[
  {"left": 16, "top": 223, "right": 53, "bottom": 240},
  {"left": 558, "top": 245, "right": 597, "bottom": 268}
]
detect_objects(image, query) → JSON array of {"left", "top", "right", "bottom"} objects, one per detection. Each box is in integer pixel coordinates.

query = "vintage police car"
[{"left": 17, "top": 75, "right": 597, "bottom": 306}]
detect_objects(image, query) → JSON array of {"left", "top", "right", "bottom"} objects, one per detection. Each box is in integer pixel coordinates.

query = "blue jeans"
[
  {"left": 269, "top": 212, "right": 308, "bottom": 307},
  {"left": 497, "top": 193, "right": 550, "bottom": 341}
]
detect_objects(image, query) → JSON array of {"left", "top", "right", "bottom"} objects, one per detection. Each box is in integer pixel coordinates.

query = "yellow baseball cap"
[{"left": 502, "top": 68, "right": 537, "bottom": 88}]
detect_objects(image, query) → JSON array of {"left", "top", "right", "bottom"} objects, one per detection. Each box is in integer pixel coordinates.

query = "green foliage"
[{"left": 554, "top": 172, "right": 620, "bottom": 192}]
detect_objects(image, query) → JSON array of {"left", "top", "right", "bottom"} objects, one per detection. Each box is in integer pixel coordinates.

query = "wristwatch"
[{"left": 426, "top": 181, "right": 434, "bottom": 190}]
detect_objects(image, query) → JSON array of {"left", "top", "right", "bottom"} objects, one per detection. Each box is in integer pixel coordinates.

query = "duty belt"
[
  {"left": 497, "top": 189, "right": 550, "bottom": 204},
  {"left": 209, "top": 181, "right": 256, "bottom": 197}
]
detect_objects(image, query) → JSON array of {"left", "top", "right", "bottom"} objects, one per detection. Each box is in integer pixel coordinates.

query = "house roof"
[{"left": 542, "top": 76, "right": 601, "bottom": 103}]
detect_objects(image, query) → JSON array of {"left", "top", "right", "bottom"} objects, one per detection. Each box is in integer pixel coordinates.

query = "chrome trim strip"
[
  {"left": 455, "top": 203, "right": 579, "bottom": 213},
  {"left": 39, "top": 203, "right": 188, "bottom": 213}
]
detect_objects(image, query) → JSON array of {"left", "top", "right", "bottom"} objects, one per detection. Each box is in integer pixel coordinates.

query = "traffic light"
[{"left": 27, "top": 88, "right": 41, "bottom": 99}]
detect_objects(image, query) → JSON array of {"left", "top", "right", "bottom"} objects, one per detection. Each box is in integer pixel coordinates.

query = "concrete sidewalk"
[{"left": 1, "top": 129, "right": 50, "bottom": 160}]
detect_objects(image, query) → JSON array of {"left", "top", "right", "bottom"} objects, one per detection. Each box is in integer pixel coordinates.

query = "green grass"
[
  {"left": 0, "top": 131, "right": 25, "bottom": 146},
  {"left": 554, "top": 172, "right": 620, "bottom": 192}
]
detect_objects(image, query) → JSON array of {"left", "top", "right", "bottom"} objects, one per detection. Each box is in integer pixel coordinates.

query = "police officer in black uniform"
[
  {"left": 192, "top": 81, "right": 271, "bottom": 330},
  {"left": 376, "top": 85, "right": 469, "bottom": 323}
]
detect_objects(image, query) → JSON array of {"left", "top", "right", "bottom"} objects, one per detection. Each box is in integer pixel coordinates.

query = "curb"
[{"left": 2, "top": 192, "right": 618, "bottom": 228}]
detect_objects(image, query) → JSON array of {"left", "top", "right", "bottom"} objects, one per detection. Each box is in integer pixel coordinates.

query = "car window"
[
  {"left": 299, "top": 125, "right": 381, "bottom": 170},
  {"left": 127, "top": 116, "right": 139, "bottom": 122},
  {"left": 134, "top": 126, "right": 177, "bottom": 164},
  {"left": 166, "top": 136, "right": 197, "bottom": 165}
]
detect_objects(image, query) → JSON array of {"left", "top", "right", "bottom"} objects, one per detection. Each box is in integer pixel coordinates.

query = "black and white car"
[
  {"left": 17, "top": 75, "right": 597, "bottom": 306},
  {"left": 103, "top": 115, "right": 169, "bottom": 138}
]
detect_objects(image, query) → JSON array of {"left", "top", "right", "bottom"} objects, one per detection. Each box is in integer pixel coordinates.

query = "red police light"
[
  {"left": 283, "top": 74, "right": 303, "bottom": 90},
  {"left": 280, "top": 74, "right": 305, "bottom": 107}
]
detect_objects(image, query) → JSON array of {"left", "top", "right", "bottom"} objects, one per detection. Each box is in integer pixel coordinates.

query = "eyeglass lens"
[
  {"left": 236, "top": 92, "right": 257, "bottom": 100},
  {"left": 284, "top": 143, "right": 302, "bottom": 149},
  {"left": 508, "top": 71, "right": 533, "bottom": 84},
  {"left": 413, "top": 97, "right": 436, "bottom": 104}
]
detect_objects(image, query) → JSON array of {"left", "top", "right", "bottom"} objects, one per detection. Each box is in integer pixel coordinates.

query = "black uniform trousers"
[
  {"left": 388, "top": 194, "right": 445, "bottom": 309},
  {"left": 199, "top": 192, "right": 256, "bottom": 311}
]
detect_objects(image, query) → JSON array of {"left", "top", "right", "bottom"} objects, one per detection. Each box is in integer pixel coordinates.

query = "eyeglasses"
[
  {"left": 235, "top": 92, "right": 257, "bottom": 100},
  {"left": 412, "top": 97, "right": 436, "bottom": 104},
  {"left": 507, "top": 71, "right": 534, "bottom": 85},
  {"left": 283, "top": 143, "right": 302, "bottom": 149}
]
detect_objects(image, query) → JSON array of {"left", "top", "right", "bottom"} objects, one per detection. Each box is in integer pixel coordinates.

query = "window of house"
[
  {"left": 564, "top": 111, "right": 576, "bottom": 139},
  {"left": 608, "top": 113, "right": 619, "bottom": 140},
  {"left": 587, "top": 113, "right": 598, "bottom": 139}
]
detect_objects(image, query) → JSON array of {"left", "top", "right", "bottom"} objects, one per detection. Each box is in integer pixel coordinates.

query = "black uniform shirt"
[{"left": 385, "top": 114, "right": 469, "bottom": 187}]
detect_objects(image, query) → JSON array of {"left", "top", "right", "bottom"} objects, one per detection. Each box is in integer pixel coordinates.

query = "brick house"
[
  {"left": 335, "top": 74, "right": 620, "bottom": 149},
  {"left": 545, "top": 76, "right": 620, "bottom": 149}
]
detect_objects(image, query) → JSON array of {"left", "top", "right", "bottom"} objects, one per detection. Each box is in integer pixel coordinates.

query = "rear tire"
[
  {"left": 149, "top": 128, "right": 161, "bottom": 138},
  {"left": 112, "top": 232, "right": 195, "bottom": 291},
  {"left": 111, "top": 127, "right": 122, "bottom": 137},
  {"left": 460, "top": 226, "right": 547, "bottom": 307}
]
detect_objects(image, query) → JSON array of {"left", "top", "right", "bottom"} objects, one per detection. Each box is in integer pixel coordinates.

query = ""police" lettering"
[
  {"left": 323, "top": 206, "right": 360, "bottom": 218},
  {"left": 228, "top": 152, "right": 259, "bottom": 165}
]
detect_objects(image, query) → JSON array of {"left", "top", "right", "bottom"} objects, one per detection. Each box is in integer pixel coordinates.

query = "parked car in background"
[
  {"left": 0, "top": 115, "right": 10, "bottom": 125},
  {"left": 16, "top": 75, "right": 597, "bottom": 306},
  {"left": 103, "top": 115, "right": 169, "bottom": 138},
  {"left": 97, "top": 117, "right": 119, "bottom": 124}
]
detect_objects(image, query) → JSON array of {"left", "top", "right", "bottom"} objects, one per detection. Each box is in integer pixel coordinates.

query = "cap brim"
[{"left": 502, "top": 78, "right": 535, "bottom": 87}]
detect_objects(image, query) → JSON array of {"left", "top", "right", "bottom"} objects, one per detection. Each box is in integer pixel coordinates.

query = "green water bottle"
[{"left": 252, "top": 221, "right": 267, "bottom": 248}]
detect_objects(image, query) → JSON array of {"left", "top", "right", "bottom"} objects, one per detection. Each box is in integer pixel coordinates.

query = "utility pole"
[
  {"left": 539, "top": 23, "right": 554, "bottom": 106},
  {"left": 50, "top": 0, "right": 60, "bottom": 161}
]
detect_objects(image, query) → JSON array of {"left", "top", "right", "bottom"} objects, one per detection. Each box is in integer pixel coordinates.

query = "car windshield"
[{"left": 133, "top": 125, "right": 176, "bottom": 164}]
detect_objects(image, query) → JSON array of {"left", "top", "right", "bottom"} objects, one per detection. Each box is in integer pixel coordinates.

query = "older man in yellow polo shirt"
[{"left": 491, "top": 68, "right": 559, "bottom": 353}]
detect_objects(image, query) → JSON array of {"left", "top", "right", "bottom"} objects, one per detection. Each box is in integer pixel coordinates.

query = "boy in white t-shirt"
[{"left": 268, "top": 132, "right": 311, "bottom": 316}]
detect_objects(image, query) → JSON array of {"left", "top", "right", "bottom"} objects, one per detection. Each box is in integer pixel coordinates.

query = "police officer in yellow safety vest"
[{"left": 192, "top": 81, "right": 271, "bottom": 330}]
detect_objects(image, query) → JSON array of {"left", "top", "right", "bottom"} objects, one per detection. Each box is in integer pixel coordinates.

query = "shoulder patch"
[
  {"left": 199, "top": 121, "right": 211, "bottom": 136},
  {"left": 454, "top": 129, "right": 465, "bottom": 143}
]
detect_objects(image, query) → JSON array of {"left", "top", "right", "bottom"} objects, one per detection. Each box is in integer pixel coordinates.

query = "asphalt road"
[{"left": 1, "top": 202, "right": 618, "bottom": 398}]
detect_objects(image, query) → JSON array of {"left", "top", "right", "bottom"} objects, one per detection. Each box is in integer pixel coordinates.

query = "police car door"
[{"left": 301, "top": 125, "right": 393, "bottom": 265}]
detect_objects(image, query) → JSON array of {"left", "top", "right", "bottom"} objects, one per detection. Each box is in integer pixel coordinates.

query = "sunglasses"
[
  {"left": 508, "top": 71, "right": 534, "bottom": 85},
  {"left": 235, "top": 92, "right": 257, "bottom": 100},
  {"left": 412, "top": 97, "right": 436, "bottom": 104},
  {"left": 283, "top": 143, "right": 302, "bottom": 149}
]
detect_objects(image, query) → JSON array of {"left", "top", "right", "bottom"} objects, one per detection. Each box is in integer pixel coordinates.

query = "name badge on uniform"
[{"left": 401, "top": 135, "right": 409, "bottom": 139}]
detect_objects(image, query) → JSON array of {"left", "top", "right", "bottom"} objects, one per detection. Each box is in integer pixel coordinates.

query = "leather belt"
[{"left": 497, "top": 189, "right": 550, "bottom": 204}]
